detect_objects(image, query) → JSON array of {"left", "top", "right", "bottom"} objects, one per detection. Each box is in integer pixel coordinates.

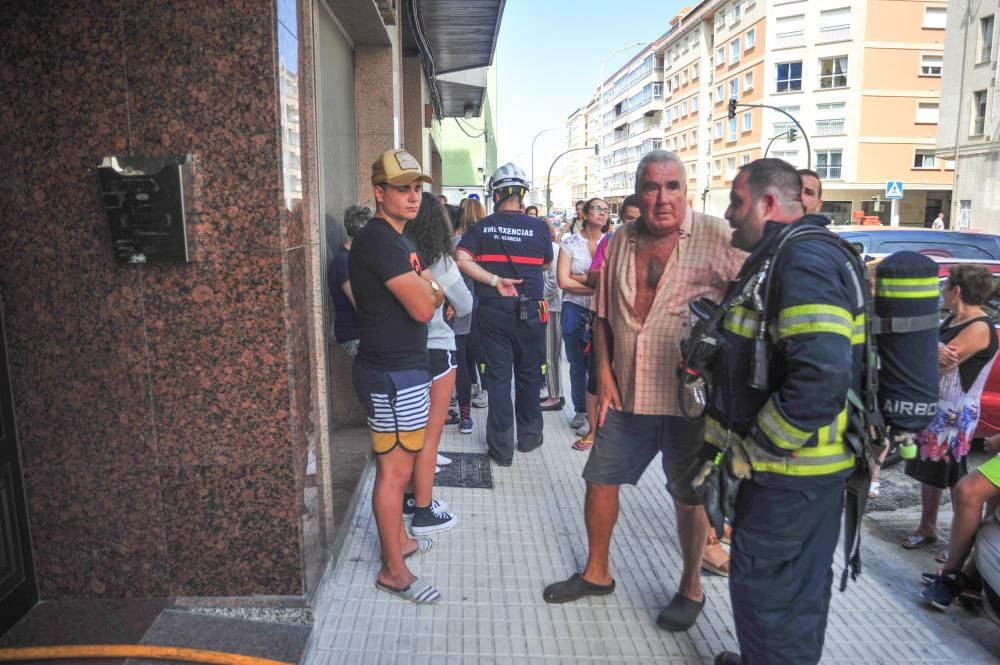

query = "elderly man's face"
[{"left": 637, "top": 161, "right": 687, "bottom": 236}]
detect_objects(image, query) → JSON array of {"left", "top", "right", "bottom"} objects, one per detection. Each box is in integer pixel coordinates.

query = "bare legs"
[
  {"left": 412, "top": 369, "right": 455, "bottom": 506},
  {"left": 942, "top": 471, "right": 999, "bottom": 572},
  {"left": 912, "top": 483, "right": 954, "bottom": 539},
  {"left": 579, "top": 482, "right": 707, "bottom": 601},
  {"left": 373, "top": 446, "right": 419, "bottom": 587},
  {"left": 580, "top": 482, "right": 618, "bottom": 586}
]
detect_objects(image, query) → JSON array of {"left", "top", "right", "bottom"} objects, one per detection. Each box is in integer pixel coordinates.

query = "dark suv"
[{"left": 833, "top": 228, "right": 1000, "bottom": 260}]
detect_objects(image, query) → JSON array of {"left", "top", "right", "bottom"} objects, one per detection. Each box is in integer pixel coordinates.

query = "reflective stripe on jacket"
[{"left": 706, "top": 215, "right": 864, "bottom": 488}]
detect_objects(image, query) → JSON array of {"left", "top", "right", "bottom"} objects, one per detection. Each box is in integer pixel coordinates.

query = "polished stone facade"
[{"left": 0, "top": 0, "right": 327, "bottom": 598}]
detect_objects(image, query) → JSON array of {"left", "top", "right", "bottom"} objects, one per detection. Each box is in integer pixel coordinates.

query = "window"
[
  {"left": 728, "top": 117, "right": 738, "bottom": 141},
  {"left": 682, "top": 100, "right": 689, "bottom": 116},
  {"left": 728, "top": 78, "right": 739, "bottom": 98},
  {"left": 731, "top": 38, "right": 741, "bottom": 64},
  {"left": 981, "top": 15, "right": 994, "bottom": 63},
  {"left": 923, "top": 6, "right": 947, "bottom": 29},
  {"left": 740, "top": 153, "right": 751, "bottom": 166},
  {"left": 692, "top": 62, "right": 700, "bottom": 79},
  {"left": 815, "top": 102, "right": 846, "bottom": 135},
  {"left": 718, "top": 10, "right": 726, "bottom": 29},
  {"left": 727, "top": 157, "right": 737, "bottom": 179},
  {"left": 816, "top": 149, "right": 843, "bottom": 179},
  {"left": 682, "top": 69, "right": 689, "bottom": 85},
  {"left": 973, "top": 89, "right": 987, "bottom": 134},
  {"left": 776, "top": 14, "right": 805, "bottom": 48},
  {"left": 920, "top": 54, "right": 943, "bottom": 76},
  {"left": 733, "top": 2, "right": 742, "bottom": 24},
  {"left": 681, "top": 134, "right": 688, "bottom": 149},
  {"left": 776, "top": 61, "right": 802, "bottom": 92},
  {"left": 716, "top": 83, "right": 725, "bottom": 101},
  {"left": 692, "top": 95, "right": 699, "bottom": 112},
  {"left": 717, "top": 46, "right": 726, "bottom": 66},
  {"left": 691, "top": 128, "right": 698, "bottom": 144},
  {"left": 819, "top": 7, "right": 851, "bottom": 41},
  {"left": 714, "top": 159, "right": 722, "bottom": 175},
  {"left": 744, "top": 70, "right": 754, "bottom": 90},
  {"left": 746, "top": 28, "right": 756, "bottom": 49},
  {"left": 916, "top": 102, "right": 939, "bottom": 124},
  {"left": 819, "top": 57, "right": 848, "bottom": 88},
  {"left": 913, "top": 150, "right": 937, "bottom": 169},
  {"left": 743, "top": 112, "right": 752, "bottom": 132},
  {"left": 715, "top": 120, "right": 724, "bottom": 139}
]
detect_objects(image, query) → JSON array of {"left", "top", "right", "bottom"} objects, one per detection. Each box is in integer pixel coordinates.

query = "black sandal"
[{"left": 542, "top": 573, "right": 615, "bottom": 603}]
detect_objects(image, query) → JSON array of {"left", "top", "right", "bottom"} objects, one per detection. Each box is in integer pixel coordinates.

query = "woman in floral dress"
[{"left": 903, "top": 264, "right": 999, "bottom": 554}]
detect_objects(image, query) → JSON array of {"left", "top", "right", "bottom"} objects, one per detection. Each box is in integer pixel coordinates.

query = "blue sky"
[{"left": 494, "top": 0, "right": 689, "bottom": 184}]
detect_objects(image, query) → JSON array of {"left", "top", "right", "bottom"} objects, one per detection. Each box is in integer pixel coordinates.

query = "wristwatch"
[
  {"left": 429, "top": 279, "right": 440, "bottom": 294},
  {"left": 489, "top": 274, "right": 499, "bottom": 288}
]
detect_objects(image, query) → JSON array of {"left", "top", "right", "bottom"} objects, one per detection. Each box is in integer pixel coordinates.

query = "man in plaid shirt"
[{"left": 543, "top": 150, "right": 745, "bottom": 632}]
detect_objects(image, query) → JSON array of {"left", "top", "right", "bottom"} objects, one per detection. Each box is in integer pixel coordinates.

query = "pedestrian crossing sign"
[{"left": 885, "top": 181, "right": 904, "bottom": 199}]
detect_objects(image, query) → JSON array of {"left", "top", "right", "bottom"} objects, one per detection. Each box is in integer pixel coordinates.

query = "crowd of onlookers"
[{"left": 330, "top": 147, "right": 1000, "bottom": 665}]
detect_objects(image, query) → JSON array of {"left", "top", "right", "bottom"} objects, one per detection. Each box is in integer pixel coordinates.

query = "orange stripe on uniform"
[{"left": 476, "top": 254, "right": 545, "bottom": 265}]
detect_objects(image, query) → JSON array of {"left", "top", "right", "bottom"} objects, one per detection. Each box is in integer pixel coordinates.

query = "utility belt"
[{"left": 480, "top": 295, "right": 550, "bottom": 324}]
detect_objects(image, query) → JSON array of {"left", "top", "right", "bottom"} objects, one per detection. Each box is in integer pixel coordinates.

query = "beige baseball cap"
[{"left": 371, "top": 149, "right": 433, "bottom": 187}]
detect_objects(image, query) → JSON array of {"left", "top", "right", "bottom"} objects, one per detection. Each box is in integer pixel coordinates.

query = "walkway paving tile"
[{"left": 304, "top": 403, "right": 985, "bottom": 664}]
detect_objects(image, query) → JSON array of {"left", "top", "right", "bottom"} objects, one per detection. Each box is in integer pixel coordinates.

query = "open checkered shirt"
[{"left": 595, "top": 207, "right": 746, "bottom": 416}]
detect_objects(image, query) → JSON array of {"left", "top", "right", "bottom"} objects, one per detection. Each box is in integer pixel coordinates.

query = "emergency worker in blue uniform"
[
  {"left": 456, "top": 164, "right": 553, "bottom": 465},
  {"left": 708, "top": 159, "right": 865, "bottom": 665}
]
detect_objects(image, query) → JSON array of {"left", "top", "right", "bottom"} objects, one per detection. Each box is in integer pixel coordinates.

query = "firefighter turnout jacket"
[{"left": 706, "top": 215, "right": 865, "bottom": 489}]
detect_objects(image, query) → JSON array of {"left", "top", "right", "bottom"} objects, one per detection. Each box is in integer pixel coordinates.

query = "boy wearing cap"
[{"left": 349, "top": 149, "right": 445, "bottom": 603}]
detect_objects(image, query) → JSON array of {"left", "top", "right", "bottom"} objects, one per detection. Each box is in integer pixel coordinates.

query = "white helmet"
[{"left": 489, "top": 163, "right": 530, "bottom": 201}]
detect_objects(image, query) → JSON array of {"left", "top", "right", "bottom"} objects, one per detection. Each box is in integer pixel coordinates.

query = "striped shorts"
[{"left": 352, "top": 361, "right": 431, "bottom": 455}]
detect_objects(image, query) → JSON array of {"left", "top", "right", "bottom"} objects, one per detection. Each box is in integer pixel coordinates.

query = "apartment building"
[
  {"left": 580, "top": 0, "right": 950, "bottom": 225},
  {"left": 600, "top": 45, "right": 667, "bottom": 208},
  {"left": 937, "top": 1, "right": 1000, "bottom": 232}
]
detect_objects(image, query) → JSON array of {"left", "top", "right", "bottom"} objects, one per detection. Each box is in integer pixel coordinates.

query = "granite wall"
[{"left": 0, "top": 0, "right": 326, "bottom": 598}]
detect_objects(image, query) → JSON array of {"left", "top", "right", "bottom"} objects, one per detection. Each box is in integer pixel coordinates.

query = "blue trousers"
[
  {"left": 729, "top": 476, "right": 844, "bottom": 665},
  {"left": 560, "top": 302, "right": 590, "bottom": 414},
  {"left": 478, "top": 302, "right": 547, "bottom": 462}
]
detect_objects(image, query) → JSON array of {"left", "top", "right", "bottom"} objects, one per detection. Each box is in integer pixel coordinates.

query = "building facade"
[
  {"left": 580, "top": 0, "right": 951, "bottom": 225},
  {"left": 0, "top": 0, "right": 503, "bottom": 632},
  {"left": 938, "top": 0, "right": 1000, "bottom": 232}
]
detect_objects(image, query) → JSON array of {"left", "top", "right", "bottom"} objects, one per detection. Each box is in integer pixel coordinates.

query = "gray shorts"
[{"left": 582, "top": 409, "right": 705, "bottom": 506}]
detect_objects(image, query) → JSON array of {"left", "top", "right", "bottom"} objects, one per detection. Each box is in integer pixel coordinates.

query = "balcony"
[
  {"left": 772, "top": 121, "right": 796, "bottom": 136},
  {"left": 775, "top": 30, "right": 805, "bottom": 49},
  {"left": 815, "top": 118, "right": 845, "bottom": 136},
  {"left": 818, "top": 24, "right": 850, "bottom": 43}
]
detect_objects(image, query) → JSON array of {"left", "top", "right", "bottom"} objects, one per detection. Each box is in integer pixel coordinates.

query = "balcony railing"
[
  {"left": 818, "top": 24, "right": 850, "bottom": 42},
  {"left": 815, "top": 118, "right": 845, "bottom": 136},
  {"left": 772, "top": 121, "right": 796, "bottom": 136},
  {"left": 775, "top": 30, "right": 805, "bottom": 49}
]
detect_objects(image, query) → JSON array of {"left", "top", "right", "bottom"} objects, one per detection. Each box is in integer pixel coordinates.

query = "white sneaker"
[
  {"left": 437, "top": 453, "right": 452, "bottom": 466},
  {"left": 472, "top": 393, "right": 488, "bottom": 409}
]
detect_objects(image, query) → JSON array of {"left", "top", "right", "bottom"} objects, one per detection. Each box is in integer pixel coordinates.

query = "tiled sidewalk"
[{"left": 303, "top": 406, "right": 981, "bottom": 664}]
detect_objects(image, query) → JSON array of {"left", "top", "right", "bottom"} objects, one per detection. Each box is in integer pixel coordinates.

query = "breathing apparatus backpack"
[{"left": 680, "top": 226, "right": 940, "bottom": 589}]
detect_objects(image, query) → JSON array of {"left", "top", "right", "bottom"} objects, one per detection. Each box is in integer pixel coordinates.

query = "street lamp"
[
  {"left": 547, "top": 144, "right": 600, "bottom": 214},
  {"left": 531, "top": 128, "right": 556, "bottom": 202},
  {"left": 599, "top": 41, "right": 646, "bottom": 198}
]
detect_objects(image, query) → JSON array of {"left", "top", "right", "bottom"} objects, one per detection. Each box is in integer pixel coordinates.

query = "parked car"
[{"left": 833, "top": 228, "right": 1000, "bottom": 260}]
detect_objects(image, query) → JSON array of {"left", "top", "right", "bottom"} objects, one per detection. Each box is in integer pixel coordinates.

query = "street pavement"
[{"left": 302, "top": 403, "right": 998, "bottom": 664}]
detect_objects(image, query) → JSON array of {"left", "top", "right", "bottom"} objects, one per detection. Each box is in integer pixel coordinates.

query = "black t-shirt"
[
  {"left": 457, "top": 211, "right": 553, "bottom": 302},
  {"left": 348, "top": 217, "right": 428, "bottom": 370}
]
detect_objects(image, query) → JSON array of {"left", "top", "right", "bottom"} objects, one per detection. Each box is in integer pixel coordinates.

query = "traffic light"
[
  {"left": 787, "top": 127, "right": 797, "bottom": 143},
  {"left": 727, "top": 98, "right": 737, "bottom": 120}
]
